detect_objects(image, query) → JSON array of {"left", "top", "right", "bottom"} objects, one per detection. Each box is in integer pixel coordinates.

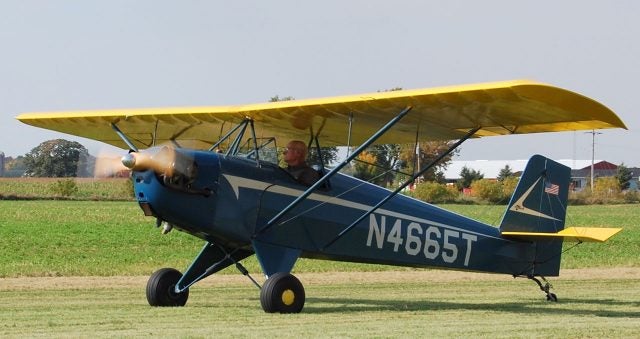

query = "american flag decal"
[{"left": 544, "top": 182, "right": 560, "bottom": 195}]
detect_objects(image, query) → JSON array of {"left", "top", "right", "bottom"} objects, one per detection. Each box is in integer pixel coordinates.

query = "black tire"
[
  {"left": 146, "top": 268, "right": 189, "bottom": 307},
  {"left": 260, "top": 272, "right": 305, "bottom": 313}
]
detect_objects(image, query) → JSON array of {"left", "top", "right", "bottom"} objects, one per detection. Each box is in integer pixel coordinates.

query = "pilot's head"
[{"left": 283, "top": 140, "right": 307, "bottom": 166}]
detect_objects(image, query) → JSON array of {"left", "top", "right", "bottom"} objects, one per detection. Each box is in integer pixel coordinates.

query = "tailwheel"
[
  {"left": 527, "top": 275, "right": 558, "bottom": 302},
  {"left": 146, "top": 268, "right": 189, "bottom": 307},
  {"left": 260, "top": 272, "right": 305, "bottom": 313}
]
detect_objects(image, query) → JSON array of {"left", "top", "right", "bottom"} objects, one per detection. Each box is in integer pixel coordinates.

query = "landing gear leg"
[{"left": 527, "top": 275, "right": 557, "bottom": 302}]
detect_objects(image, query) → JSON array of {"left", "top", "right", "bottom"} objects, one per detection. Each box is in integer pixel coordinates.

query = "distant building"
[
  {"left": 444, "top": 159, "right": 597, "bottom": 180},
  {"left": 444, "top": 159, "right": 640, "bottom": 191},
  {"left": 571, "top": 161, "right": 640, "bottom": 191},
  {"left": 0, "top": 152, "right": 4, "bottom": 177}
]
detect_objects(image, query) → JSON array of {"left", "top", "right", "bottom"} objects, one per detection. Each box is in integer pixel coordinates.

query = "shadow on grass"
[{"left": 303, "top": 297, "right": 640, "bottom": 318}]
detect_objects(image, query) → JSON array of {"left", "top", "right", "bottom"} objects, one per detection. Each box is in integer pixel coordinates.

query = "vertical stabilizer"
[{"left": 500, "top": 155, "right": 571, "bottom": 276}]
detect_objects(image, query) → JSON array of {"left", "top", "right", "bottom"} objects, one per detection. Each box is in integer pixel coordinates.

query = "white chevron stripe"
[
  {"left": 509, "top": 177, "right": 560, "bottom": 221},
  {"left": 223, "top": 174, "right": 508, "bottom": 241}
]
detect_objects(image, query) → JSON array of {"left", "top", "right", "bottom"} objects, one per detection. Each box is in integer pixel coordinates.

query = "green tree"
[
  {"left": 399, "top": 141, "right": 458, "bottom": 183},
  {"left": 357, "top": 88, "right": 458, "bottom": 186},
  {"left": 412, "top": 181, "right": 458, "bottom": 203},
  {"left": 379, "top": 87, "right": 403, "bottom": 92},
  {"left": 497, "top": 164, "right": 514, "bottom": 182},
  {"left": 593, "top": 176, "right": 621, "bottom": 198},
  {"left": 308, "top": 147, "right": 339, "bottom": 167},
  {"left": 2, "top": 155, "right": 27, "bottom": 177},
  {"left": 24, "top": 139, "right": 92, "bottom": 177},
  {"left": 471, "top": 179, "right": 505, "bottom": 203},
  {"left": 615, "top": 163, "right": 633, "bottom": 190},
  {"left": 352, "top": 151, "right": 381, "bottom": 182},
  {"left": 357, "top": 141, "right": 458, "bottom": 188},
  {"left": 501, "top": 176, "right": 519, "bottom": 198},
  {"left": 361, "top": 87, "right": 406, "bottom": 187},
  {"left": 5, "top": 155, "right": 25, "bottom": 170},
  {"left": 269, "top": 95, "right": 295, "bottom": 102},
  {"left": 457, "top": 166, "right": 484, "bottom": 189},
  {"left": 368, "top": 144, "right": 403, "bottom": 187}
]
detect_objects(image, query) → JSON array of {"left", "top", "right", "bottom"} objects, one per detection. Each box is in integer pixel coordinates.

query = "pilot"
[{"left": 283, "top": 140, "right": 320, "bottom": 186}]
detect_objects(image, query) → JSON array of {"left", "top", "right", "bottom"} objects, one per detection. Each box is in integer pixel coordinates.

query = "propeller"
[
  {"left": 121, "top": 146, "right": 177, "bottom": 175},
  {"left": 121, "top": 146, "right": 198, "bottom": 184},
  {"left": 93, "top": 149, "right": 129, "bottom": 178},
  {"left": 93, "top": 146, "right": 181, "bottom": 178},
  {"left": 94, "top": 145, "right": 200, "bottom": 194}
]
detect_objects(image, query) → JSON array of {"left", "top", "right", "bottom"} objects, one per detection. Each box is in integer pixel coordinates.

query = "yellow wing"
[{"left": 16, "top": 80, "right": 626, "bottom": 150}]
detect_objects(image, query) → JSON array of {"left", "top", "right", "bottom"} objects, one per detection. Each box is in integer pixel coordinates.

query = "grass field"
[
  {"left": 0, "top": 201, "right": 637, "bottom": 277},
  {"left": 0, "top": 200, "right": 638, "bottom": 337},
  {"left": 1, "top": 270, "right": 639, "bottom": 337},
  {"left": 0, "top": 177, "right": 133, "bottom": 201}
]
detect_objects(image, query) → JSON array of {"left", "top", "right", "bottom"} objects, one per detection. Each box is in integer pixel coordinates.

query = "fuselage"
[{"left": 133, "top": 150, "right": 536, "bottom": 276}]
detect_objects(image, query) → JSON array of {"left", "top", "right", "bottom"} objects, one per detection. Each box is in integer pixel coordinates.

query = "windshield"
[{"left": 239, "top": 137, "right": 279, "bottom": 165}]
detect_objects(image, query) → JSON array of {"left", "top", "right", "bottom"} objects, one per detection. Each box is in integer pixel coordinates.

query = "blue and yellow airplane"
[{"left": 18, "top": 80, "right": 624, "bottom": 313}]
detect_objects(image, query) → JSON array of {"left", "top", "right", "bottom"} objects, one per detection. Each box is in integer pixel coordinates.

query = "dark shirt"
[{"left": 286, "top": 164, "right": 320, "bottom": 186}]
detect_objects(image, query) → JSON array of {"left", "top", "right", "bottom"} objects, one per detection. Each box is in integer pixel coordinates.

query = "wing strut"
[
  {"left": 346, "top": 112, "right": 354, "bottom": 157},
  {"left": 226, "top": 121, "right": 250, "bottom": 156},
  {"left": 248, "top": 119, "right": 260, "bottom": 164},
  {"left": 255, "top": 106, "right": 414, "bottom": 237},
  {"left": 111, "top": 123, "right": 138, "bottom": 152},
  {"left": 208, "top": 118, "right": 251, "bottom": 152},
  {"left": 322, "top": 126, "right": 481, "bottom": 250}
]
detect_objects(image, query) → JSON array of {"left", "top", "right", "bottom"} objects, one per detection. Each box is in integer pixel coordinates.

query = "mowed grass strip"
[
  {"left": 1, "top": 201, "right": 638, "bottom": 337},
  {"left": 1, "top": 271, "right": 639, "bottom": 337},
  {"left": 0, "top": 201, "right": 638, "bottom": 277}
]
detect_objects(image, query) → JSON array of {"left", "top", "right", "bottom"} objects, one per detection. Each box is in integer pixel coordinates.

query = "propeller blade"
[
  {"left": 121, "top": 146, "right": 178, "bottom": 176},
  {"left": 93, "top": 150, "right": 129, "bottom": 178}
]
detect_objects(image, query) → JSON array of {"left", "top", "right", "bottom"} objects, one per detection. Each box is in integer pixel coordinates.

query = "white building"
[{"left": 443, "top": 159, "right": 599, "bottom": 180}]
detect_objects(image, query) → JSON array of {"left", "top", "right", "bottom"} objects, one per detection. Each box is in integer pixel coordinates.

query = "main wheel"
[
  {"left": 260, "top": 272, "right": 305, "bottom": 313},
  {"left": 146, "top": 268, "right": 189, "bottom": 307}
]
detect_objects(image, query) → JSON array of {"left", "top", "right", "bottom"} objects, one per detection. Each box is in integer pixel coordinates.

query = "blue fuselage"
[{"left": 133, "top": 151, "right": 536, "bottom": 276}]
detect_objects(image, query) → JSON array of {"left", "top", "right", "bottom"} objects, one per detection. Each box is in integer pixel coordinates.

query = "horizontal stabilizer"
[{"left": 501, "top": 227, "right": 622, "bottom": 243}]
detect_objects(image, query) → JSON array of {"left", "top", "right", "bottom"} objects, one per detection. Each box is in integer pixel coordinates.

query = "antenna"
[{"left": 586, "top": 130, "right": 602, "bottom": 191}]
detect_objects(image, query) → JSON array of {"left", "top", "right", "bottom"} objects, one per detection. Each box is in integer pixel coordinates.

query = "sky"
[{"left": 1, "top": 1, "right": 638, "bottom": 166}]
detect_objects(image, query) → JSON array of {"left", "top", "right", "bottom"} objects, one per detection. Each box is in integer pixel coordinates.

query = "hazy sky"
[{"left": 1, "top": 1, "right": 638, "bottom": 165}]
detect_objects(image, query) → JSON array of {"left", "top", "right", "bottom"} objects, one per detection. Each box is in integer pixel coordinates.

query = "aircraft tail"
[{"left": 499, "top": 155, "right": 570, "bottom": 276}]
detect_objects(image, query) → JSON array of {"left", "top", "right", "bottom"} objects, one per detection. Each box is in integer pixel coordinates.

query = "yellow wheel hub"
[{"left": 281, "top": 289, "right": 295, "bottom": 306}]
